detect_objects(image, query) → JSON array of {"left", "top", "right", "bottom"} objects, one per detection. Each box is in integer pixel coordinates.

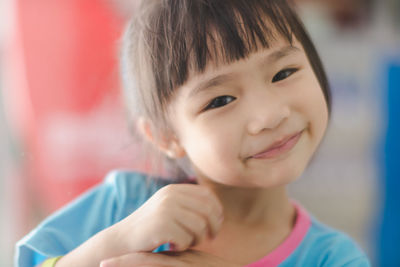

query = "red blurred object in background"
[{"left": 6, "top": 0, "right": 140, "bottom": 214}]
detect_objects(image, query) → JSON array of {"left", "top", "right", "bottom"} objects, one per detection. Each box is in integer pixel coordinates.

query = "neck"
[{"left": 196, "top": 178, "right": 294, "bottom": 227}]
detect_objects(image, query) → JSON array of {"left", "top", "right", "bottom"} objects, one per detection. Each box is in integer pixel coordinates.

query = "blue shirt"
[{"left": 15, "top": 170, "right": 370, "bottom": 267}]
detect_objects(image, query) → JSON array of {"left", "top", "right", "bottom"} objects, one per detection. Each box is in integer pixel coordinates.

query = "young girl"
[{"left": 16, "top": 0, "right": 370, "bottom": 266}]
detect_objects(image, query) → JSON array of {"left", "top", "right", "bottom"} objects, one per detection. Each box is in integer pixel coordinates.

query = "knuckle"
[
  {"left": 158, "top": 197, "right": 170, "bottom": 209},
  {"left": 161, "top": 184, "right": 176, "bottom": 194},
  {"left": 157, "top": 194, "right": 175, "bottom": 210}
]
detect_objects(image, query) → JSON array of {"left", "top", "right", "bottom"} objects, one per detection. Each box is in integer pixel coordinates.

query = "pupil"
[{"left": 216, "top": 97, "right": 226, "bottom": 106}]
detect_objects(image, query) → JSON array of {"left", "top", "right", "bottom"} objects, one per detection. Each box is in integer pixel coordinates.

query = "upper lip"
[{"left": 248, "top": 130, "right": 303, "bottom": 158}]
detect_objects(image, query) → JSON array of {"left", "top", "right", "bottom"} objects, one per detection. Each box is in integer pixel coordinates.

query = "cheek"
[
  {"left": 309, "top": 86, "right": 329, "bottom": 138},
  {"left": 293, "top": 72, "right": 328, "bottom": 131},
  {"left": 302, "top": 87, "right": 328, "bottom": 154},
  {"left": 181, "top": 119, "right": 240, "bottom": 177}
]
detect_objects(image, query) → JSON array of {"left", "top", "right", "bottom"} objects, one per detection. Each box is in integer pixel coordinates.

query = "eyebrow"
[
  {"left": 188, "top": 73, "right": 235, "bottom": 99},
  {"left": 188, "top": 45, "right": 301, "bottom": 99},
  {"left": 262, "top": 45, "right": 302, "bottom": 66}
]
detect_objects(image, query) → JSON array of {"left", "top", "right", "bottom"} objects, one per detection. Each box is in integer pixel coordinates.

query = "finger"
[
  {"left": 156, "top": 217, "right": 194, "bottom": 251},
  {"left": 172, "top": 208, "right": 209, "bottom": 247},
  {"left": 157, "top": 185, "right": 224, "bottom": 239},
  {"left": 175, "top": 195, "right": 224, "bottom": 238},
  {"left": 175, "top": 185, "right": 224, "bottom": 213},
  {"left": 182, "top": 203, "right": 223, "bottom": 239},
  {"left": 100, "top": 252, "right": 181, "bottom": 267},
  {"left": 157, "top": 184, "right": 223, "bottom": 219},
  {"left": 162, "top": 184, "right": 222, "bottom": 209}
]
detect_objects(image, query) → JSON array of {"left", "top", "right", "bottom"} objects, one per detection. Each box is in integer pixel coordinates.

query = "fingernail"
[{"left": 169, "top": 242, "right": 177, "bottom": 251}]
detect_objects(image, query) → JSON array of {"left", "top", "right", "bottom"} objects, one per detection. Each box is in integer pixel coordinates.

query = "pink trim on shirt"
[{"left": 245, "top": 201, "right": 311, "bottom": 267}]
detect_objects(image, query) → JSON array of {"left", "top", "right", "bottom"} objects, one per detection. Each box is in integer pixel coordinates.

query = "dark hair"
[{"left": 120, "top": 0, "right": 331, "bottom": 177}]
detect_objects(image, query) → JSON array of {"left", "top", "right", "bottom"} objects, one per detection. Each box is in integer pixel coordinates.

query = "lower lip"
[{"left": 252, "top": 131, "right": 303, "bottom": 159}]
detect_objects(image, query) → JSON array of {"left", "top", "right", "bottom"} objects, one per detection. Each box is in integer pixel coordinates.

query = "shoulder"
[
  {"left": 290, "top": 215, "right": 370, "bottom": 266},
  {"left": 15, "top": 170, "right": 172, "bottom": 267},
  {"left": 42, "top": 170, "right": 171, "bottom": 225},
  {"left": 104, "top": 169, "right": 172, "bottom": 208}
]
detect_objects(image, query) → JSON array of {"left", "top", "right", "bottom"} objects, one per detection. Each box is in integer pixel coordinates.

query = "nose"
[{"left": 246, "top": 93, "right": 291, "bottom": 135}]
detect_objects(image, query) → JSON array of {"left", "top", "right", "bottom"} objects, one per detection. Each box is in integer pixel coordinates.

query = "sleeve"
[
  {"left": 342, "top": 257, "right": 371, "bottom": 267},
  {"left": 319, "top": 234, "right": 371, "bottom": 267},
  {"left": 14, "top": 170, "right": 152, "bottom": 267}
]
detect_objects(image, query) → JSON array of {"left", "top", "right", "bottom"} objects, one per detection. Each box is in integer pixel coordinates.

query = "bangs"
[
  {"left": 142, "top": 0, "right": 297, "bottom": 104},
  {"left": 187, "top": 1, "right": 294, "bottom": 73}
]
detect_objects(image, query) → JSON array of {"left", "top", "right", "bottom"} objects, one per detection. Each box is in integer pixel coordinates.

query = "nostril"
[{"left": 247, "top": 105, "right": 291, "bottom": 135}]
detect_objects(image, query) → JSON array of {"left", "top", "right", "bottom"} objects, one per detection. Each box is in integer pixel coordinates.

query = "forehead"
[
  {"left": 152, "top": 1, "right": 301, "bottom": 94},
  {"left": 180, "top": 37, "right": 305, "bottom": 97}
]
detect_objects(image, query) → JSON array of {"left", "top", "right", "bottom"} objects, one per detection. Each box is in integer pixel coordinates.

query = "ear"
[{"left": 137, "top": 117, "right": 186, "bottom": 159}]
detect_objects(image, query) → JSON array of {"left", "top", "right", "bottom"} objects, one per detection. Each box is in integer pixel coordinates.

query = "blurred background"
[{"left": 0, "top": 0, "right": 399, "bottom": 266}]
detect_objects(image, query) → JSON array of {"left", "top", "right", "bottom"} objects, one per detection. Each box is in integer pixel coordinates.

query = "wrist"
[
  {"left": 105, "top": 213, "right": 151, "bottom": 254},
  {"left": 94, "top": 224, "right": 126, "bottom": 258},
  {"left": 100, "top": 219, "right": 142, "bottom": 257}
]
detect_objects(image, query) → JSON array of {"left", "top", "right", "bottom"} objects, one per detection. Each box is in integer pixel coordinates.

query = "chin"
[{"left": 255, "top": 166, "right": 305, "bottom": 188}]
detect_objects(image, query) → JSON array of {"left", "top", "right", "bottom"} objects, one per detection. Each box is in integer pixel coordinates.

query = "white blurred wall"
[{"left": 289, "top": 1, "right": 400, "bottom": 264}]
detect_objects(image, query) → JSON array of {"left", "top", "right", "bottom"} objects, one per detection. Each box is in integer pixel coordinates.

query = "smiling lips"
[{"left": 251, "top": 130, "right": 304, "bottom": 159}]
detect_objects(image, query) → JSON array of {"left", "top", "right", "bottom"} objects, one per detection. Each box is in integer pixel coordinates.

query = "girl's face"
[{"left": 168, "top": 37, "right": 329, "bottom": 188}]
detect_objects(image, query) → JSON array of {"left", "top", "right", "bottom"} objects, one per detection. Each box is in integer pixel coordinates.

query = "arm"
[
  {"left": 16, "top": 172, "right": 224, "bottom": 267},
  {"left": 50, "top": 184, "right": 224, "bottom": 267},
  {"left": 15, "top": 171, "right": 145, "bottom": 267}
]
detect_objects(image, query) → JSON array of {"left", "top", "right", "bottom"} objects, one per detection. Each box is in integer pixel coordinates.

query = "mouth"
[{"left": 250, "top": 130, "right": 304, "bottom": 160}]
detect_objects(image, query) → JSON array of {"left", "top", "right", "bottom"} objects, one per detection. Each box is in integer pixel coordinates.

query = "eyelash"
[
  {"left": 203, "top": 95, "right": 236, "bottom": 111},
  {"left": 202, "top": 68, "right": 299, "bottom": 111}
]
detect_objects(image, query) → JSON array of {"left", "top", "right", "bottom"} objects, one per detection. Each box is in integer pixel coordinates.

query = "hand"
[
  {"left": 106, "top": 184, "right": 224, "bottom": 255},
  {"left": 100, "top": 249, "right": 241, "bottom": 267}
]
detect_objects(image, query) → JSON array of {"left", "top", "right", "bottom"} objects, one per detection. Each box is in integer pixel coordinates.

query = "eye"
[
  {"left": 272, "top": 68, "right": 298, "bottom": 83},
  {"left": 204, "top": 95, "right": 236, "bottom": 111}
]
